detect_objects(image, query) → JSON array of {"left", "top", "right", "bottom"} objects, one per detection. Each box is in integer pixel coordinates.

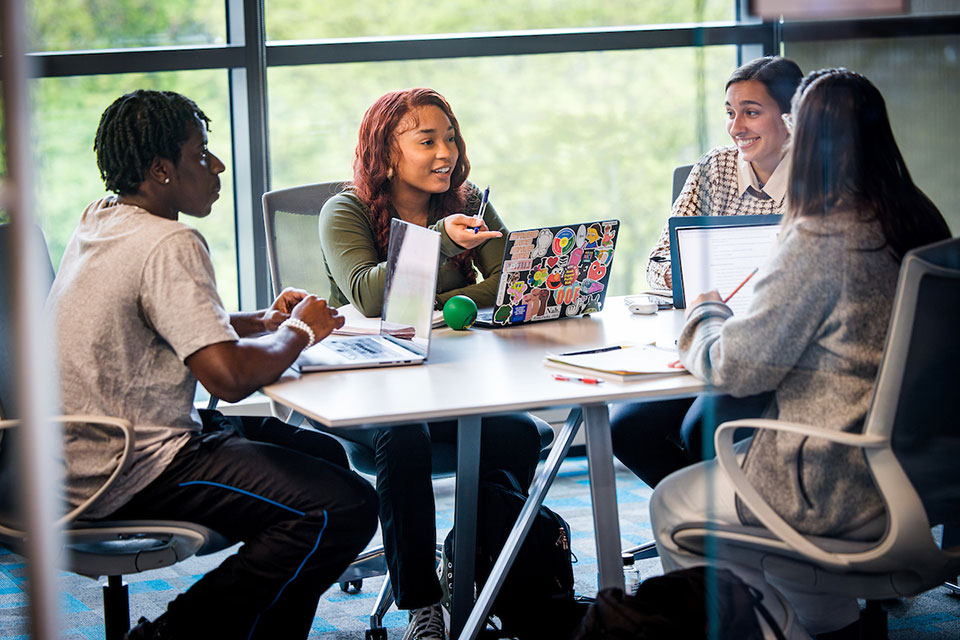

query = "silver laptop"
[{"left": 295, "top": 219, "right": 441, "bottom": 371}]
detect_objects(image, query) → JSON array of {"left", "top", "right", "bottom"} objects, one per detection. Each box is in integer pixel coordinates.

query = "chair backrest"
[
  {"left": 0, "top": 223, "right": 56, "bottom": 420},
  {"left": 0, "top": 223, "right": 56, "bottom": 524},
  {"left": 672, "top": 164, "right": 694, "bottom": 205},
  {"left": 866, "top": 236, "right": 960, "bottom": 529},
  {"left": 262, "top": 181, "right": 346, "bottom": 300}
]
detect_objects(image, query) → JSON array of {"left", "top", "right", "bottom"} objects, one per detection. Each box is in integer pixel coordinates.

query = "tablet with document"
[{"left": 669, "top": 214, "right": 782, "bottom": 314}]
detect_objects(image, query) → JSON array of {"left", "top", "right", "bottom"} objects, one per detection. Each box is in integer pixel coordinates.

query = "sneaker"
[
  {"left": 439, "top": 546, "right": 453, "bottom": 614},
  {"left": 402, "top": 603, "right": 446, "bottom": 640}
]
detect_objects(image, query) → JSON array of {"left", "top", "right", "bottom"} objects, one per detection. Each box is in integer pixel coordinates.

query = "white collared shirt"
[{"left": 737, "top": 151, "right": 789, "bottom": 202}]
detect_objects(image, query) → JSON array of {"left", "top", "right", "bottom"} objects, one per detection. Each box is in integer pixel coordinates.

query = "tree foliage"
[{"left": 27, "top": 0, "right": 734, "bottom": 311}]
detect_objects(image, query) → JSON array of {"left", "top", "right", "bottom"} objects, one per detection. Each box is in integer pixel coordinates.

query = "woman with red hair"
[
  {"left": 321, "top": 87, "right": 507, "bottom": 315},
  {"left": 318, "top": 88, "right": 544, "bottom": 640}
]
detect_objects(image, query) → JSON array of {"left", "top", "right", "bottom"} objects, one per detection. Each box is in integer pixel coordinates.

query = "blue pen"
[
  {"left": 559, "top": 345, "right": 622, "bottom": 357},
  {"left": 472, "top": 185, "right": 490, "bottom": 234}
]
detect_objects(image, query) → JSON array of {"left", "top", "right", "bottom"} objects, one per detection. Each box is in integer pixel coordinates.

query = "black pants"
[
  {"left": 344, "top": 415, "right": 543, "bottom": 610},
  {"left": 104, "top": 411, "right": 379, "bottom": 640},
  {"left": 609, "top": 392, "right": 774, "bottom": 488}
]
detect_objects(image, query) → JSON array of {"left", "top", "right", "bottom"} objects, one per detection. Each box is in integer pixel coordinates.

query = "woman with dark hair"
[
  {"left": 318, "top": 88, "right": 543, "bottom": 640},
  {"left": 610, "top": 56, "right": 803, "bottom": 490},
  {"left": 650, "top": 69, "right": 950, "bottom": 639},
  {"left": 647, "top": 55, "right": 804, "bottom": 290}
]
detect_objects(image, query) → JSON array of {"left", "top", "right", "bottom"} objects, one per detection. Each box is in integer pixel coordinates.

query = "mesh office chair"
[
  {"left": 668, "top": 236, "right": 960, "bottom": 638},
  {"left": 0, "top": 223, "right": 230, "bottom": 640},
  {"left": 262, "top": 182, "right": 555, "bottom": 637}
]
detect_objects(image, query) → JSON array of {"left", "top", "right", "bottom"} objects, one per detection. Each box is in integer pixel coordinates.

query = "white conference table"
[{"left": 262, "top": 297, "right": 706, "bottom": 639}]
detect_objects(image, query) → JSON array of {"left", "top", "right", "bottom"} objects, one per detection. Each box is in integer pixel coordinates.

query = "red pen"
[
  {"left": 553, "top": 373, "right": 604, "bottom": 385},
  {"left": 723, "top": 267, "right": 759, "bottom": 303}
]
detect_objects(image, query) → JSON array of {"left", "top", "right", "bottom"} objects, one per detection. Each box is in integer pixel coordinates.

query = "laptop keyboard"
[{"left": 326, "top": 336, "right": 390, "bottom": 361}]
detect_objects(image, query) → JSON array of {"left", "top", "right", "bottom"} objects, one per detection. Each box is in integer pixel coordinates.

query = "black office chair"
[
  {"left": 672, "top": 164, "right": 694, "bottom": 207},
  {"left": 670, "top": 236, "right": 960, "bottom": 638},
  {"left": 261, "top": 182, "right": 555, "bottom": 637},
  {"left": 0, "top": 223, "right": 230, "bottom": 640}
]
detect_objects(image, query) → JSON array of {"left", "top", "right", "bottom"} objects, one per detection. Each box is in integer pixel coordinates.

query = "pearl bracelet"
[{"left": 280, "top": 317, "right": 316, "bottom": 348}]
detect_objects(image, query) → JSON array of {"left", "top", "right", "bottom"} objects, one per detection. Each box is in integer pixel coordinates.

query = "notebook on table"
[
  {"left": 295, "top": 218, "right": 440, "bottom": 371},
  {"left": 474, "top": 219, "right": 620, "bottom": 327},
  {"left": 668, "top": 215, "right": 781, "bottom": 315}
]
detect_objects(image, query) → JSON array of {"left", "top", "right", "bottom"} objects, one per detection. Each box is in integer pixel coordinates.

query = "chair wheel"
[
  {"left": 339, "top": 578, "right": 363, "bottom": 593},
  {"left": 365, "top": 628, "right": 388, "bottom": 640}
]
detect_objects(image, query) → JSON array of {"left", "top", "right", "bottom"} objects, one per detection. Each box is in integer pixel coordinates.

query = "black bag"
[
  {"left": 573, "top": 566, "right": 786, "bottom": 640},
  {"left": 443, "top": 468, "right": 584, "bottom": 639}
]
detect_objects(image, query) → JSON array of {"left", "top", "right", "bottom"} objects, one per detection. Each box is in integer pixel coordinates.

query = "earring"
[
  {"left": 163, "top": 178, "right": 170, "bottom": 184},
  {"left": 386, "top": 168, "right": 394, "bottom": 180}
]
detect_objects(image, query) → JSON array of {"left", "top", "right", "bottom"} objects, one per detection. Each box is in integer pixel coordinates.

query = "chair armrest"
[
  {"left": 718, "top": 419, "right": 887, "bottom": 448},
  {"left": 1, "top": 415, "right": 134, "bottom": 526},
  {"left": 713, "top": 419, "right": 886, "bottom": 569}
]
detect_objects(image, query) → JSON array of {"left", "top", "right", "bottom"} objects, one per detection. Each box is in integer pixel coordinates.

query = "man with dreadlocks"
[{"left": 46, "top": 90, "right": 378, "bottom": 640}]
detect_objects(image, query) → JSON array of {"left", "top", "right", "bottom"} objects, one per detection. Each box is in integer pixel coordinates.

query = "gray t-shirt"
[{"left": 48, "top": 197, "right": 238, "bottom": 517}]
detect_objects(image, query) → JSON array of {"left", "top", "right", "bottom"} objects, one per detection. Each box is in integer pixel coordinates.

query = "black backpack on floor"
[
  {"left": 443, "top": 468, "right": 585, "bottom": 639},
  {"left": 573, "top": 565, "right": 786, "bottom": 640}
]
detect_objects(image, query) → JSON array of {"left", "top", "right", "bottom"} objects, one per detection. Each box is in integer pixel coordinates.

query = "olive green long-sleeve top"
[{"left": 318, "top": 182, "right": 508, "bottom": 317}]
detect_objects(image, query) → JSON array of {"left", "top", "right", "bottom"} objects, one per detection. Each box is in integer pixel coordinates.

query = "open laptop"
[
  {"left": 474, "top": 219, "right": 620, "bottom": 327},
  {"left": 669, "top": 214, "right": 782, "bottom": 314},
  {"left": 295, "top": 218, "right": 440, "bottom": 371}
]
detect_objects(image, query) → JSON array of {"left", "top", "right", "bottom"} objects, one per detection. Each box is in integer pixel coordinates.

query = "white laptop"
[{"left": 295, "top": 219, "right": 441, "bottom": 371}]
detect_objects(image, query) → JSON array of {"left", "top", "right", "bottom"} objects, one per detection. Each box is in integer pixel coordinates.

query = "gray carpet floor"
[{"left": 1, "top": 457, "right": 958, "bottom": 639}]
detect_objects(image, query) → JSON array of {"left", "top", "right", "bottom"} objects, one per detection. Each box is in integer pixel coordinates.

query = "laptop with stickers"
[
  {"left": 474, "top": 219, "right": 620, "bottom": 327},
  {"left": 296, "top": 219, "right": 441, "bottom": 371}
]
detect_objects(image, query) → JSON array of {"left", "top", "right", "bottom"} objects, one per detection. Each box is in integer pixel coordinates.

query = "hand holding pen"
[
  {"left": 685, "top": 267, "right": 759, "bottom": 317},
  {"left": 472, "top": 185, "right": 490, "bottom": 234},
  {"left": 671, "top": 267, "right": 759, "bottom": 368}
]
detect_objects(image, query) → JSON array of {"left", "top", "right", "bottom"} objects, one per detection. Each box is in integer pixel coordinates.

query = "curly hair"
[
  {"left": 352, "top": 88, "right": 477, "bottom": 279},
  {"left": 94, "top": 90, "right": 211, "bottom": 195}
]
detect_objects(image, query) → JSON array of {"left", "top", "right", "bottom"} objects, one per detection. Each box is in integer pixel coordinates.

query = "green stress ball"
[{"left": 443, "top": 295, "right": 478, "bottom": 331}]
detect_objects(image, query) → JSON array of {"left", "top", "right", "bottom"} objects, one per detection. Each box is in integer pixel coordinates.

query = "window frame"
[{"left": 19, "top": 1, "right": 960, "bottom": 308}]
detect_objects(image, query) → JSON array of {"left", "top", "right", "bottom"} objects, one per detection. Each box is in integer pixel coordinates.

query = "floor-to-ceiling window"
[{"left": 7, "top": 0, "right": 958, "bottom": 307}]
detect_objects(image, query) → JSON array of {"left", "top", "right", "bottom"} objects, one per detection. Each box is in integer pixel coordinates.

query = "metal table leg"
[
  {"left": 583, "top": 403, "right": 625, "bottom": 592},
  {"left": 449, "top": 415, "right": 482, "bottom": 639},
  {"left": 458, "top": 408, "right": 584, "bottom": 640}
]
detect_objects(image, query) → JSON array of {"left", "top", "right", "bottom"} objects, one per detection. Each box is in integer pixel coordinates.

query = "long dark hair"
[
  {"left": 726, "top": 56, "right": 803, "bottom": 114},
  {"left": 785, "top": 68, "right": 950, "bottom": 259},
  {"left": 353, "top": 88, "right": 471, "bottom": 261}
]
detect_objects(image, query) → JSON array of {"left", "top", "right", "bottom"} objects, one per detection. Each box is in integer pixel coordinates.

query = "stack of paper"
[{"left": 544, "top": 344, "right": 686, "bottom": 382}]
